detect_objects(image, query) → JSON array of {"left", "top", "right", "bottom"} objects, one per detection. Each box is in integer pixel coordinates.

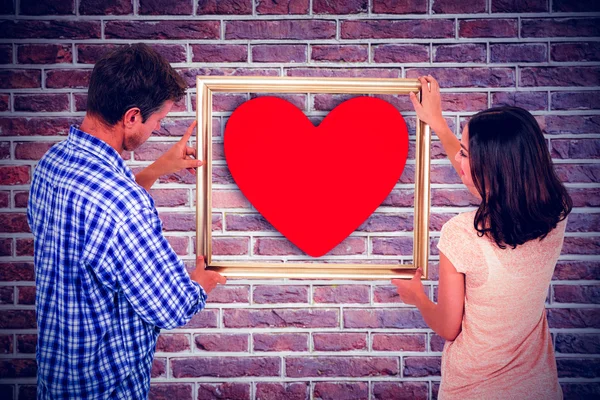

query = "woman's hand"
[
  {"left": 410, "top": 75, "right": 446, "bottom": 134},
  {"left": 391, "top": 268, "right": 428, "bottom": 306}
]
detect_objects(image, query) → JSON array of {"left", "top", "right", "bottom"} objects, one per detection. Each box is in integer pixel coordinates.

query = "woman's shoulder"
[{"left": 442, "top": 210, "right": 478, "bottom": 236}]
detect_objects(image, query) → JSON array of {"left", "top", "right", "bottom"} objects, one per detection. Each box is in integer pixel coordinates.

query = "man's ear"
[{"left": 122, "top": 107, "right": 142, "bottom": 128}]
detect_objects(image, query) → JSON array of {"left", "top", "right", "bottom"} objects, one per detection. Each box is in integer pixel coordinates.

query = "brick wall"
[{"left": 1, "top": 0, "right": 599, "bottom": 399}]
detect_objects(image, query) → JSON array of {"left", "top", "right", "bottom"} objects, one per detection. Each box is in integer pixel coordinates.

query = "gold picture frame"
[{"left": 196, "top": 76, "right": 430, "bottom": 279}]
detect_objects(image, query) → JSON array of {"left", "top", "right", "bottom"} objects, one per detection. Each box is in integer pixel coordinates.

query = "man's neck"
[{"left": 79, "top": 115, "right": 124, "bottom": 154}]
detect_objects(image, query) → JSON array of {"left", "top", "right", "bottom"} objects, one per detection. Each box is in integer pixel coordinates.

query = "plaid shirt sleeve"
[{"left": 110, "top": 207, "right": 207, "bottom": 329}]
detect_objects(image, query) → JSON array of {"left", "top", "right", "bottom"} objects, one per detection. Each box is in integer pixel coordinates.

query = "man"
[{"left": 27, "top": 43, "right": 226, "bottom": 399}]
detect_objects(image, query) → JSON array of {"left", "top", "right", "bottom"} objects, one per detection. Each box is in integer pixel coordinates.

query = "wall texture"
[{"left": 1, "top": 0, "right": 599, "bottom": 399}]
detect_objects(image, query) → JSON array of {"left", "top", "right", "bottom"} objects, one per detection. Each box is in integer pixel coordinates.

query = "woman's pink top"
[{"left": 437, "top": 211, "right": 565, "bottom": 399}]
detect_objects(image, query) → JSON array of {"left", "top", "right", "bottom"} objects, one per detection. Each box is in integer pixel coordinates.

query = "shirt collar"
[{"left": 67, "top": 125, "right": 135, "bottom": 181}]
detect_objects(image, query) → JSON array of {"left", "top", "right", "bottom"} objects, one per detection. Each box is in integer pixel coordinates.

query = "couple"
[{"left": 29, "top": 44, "right": 569, "bottom": 399}]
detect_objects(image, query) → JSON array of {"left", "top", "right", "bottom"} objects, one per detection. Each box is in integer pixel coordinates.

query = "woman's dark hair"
[
  {"left": 87, "top": 43, "right": 187, "bottom": 126},
  {"left": 468, "top": 106, "right": 572, "bottom": 249}
]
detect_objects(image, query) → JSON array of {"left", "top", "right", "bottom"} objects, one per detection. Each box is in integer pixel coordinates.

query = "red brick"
[
  {"left": 287, "top": 67, "right": 398, "bottom": 78},
  {"left": 555, "top": 333, "right": 600, "bottom": 354},
  {"left": 212, "top": 237, "right": 249, "bottom": 255},
  {"left": 313, "top": 0, "right": 367, "bottom": 14},
  {"left": 431, "top": 188, "right": 479, "bottom": 207},
  {"left": 158, "top": 212, "right": 195, "bottom": 231},
  {"left": 311, "top": 45, "right": 368, "bottom": 63},
  {"left": 254, "top": 333, "right": 308, "bottom": 352},
  {"left": 341, "top": 19, "right": 454, "bottom": 39},
  {"left": 203, "top": 96, "right": 243, "bottom": 115},
  {"left": 407, "top": 67, "right": 515, "bottom": 88},
  {"left": 14, "top": 94, "right": 69, "bottom": 112},
  {"left": 0, "top": 213, "right": 30, "bottom": 232},
  {"left": 195, "top": 334, "right": 248, "bottom": 352},
  {"left": 0, "top": 20, "right": 101, "bottom": 39},
  {"left": 562, "top": 237, "right": 600, "bottom": 254},
  {"left": 152, "top": 358, "right": 166, "bottom": 377},
  {"left": 493, "top": 0, "right": 547, "bottom": 12},
  {"left": 313, "top": 333, "right": 367, "bottom": 351},
  {"left": 551, "top": 92, "right": 600, "bottom": 111},
  {"left": 105, "top": 21, "right": 220, "bottom": 40},
  {"left": 171, "top": 356, "right": 280, "bottom": 377},
  {"left": 192, "top": 44, "right": 247, "bottom": 63},
  {"left": 569, "top": 189, "right": 600, "bottom": 207},
  {"left": 250, "top": 93, "right": 307, "bottom": 111},
  {"left": 381, "top": 189, "right": 414, "bottom": 207},
  {"left": 434, "top": 0, "right": 486, "bottom": 13},
  {"left": 551, "top": 42, "right": 600, "bottom": 62},
  {"left": 79, "top": 0, "right": 133, "bottom": 14},
  {"left": 223, "top": 308, "right": 339, "bottom": 328},
  {"left": 373, "top": 0, "right": 427, "bottom": 14},
  {"left": 373, "top": 382, "right": 428, "bottom": 400},
  {"left": 371, "top": 237, "right": 413, "bottom": 256},
  {"left": 0, "top": 0, "right": 13, "bottom": 13},
  {"left": 139, "top": 0, "right": 192, "bottom": 15},
  {"left": 0, "top": 69, "right": 41, "bottom": 89},
  {"left": 552, "top": 139, "right": 600, "bottom": 160},
  {"left": 0, "top": 45, "right": 11, "bottom": 64},
  {"left": 522, "top": 18, "right": 600, "bottom": 38},
  {"left": 0, "top": 334, "right": 12, "bottom": 354},
  {"left": 17, "top": 44, "right": 72, "bottom": 64},
  {"left": 553, "top": 262, "right": 600, "bottom": 281},
  {"left": 226, "top": 20, "right": 336, "bottom": 40},
  {"left": 257, "top": 0, "right": 309, "bottom": 14},
  {"left": 206, "top": 285, "right": 249, "bottom": 303},
  {"left": 548, "top": 308, "right": 600, "bottom": 329},
  {"left": 0, "top": 117, "right": 78, "bottom": 136},
  {"left": 20, "top": 0, "right": 74, "bottom": 15},
  {"left": 0, "top": 287, "right": 13, "bottom": 304},
  {"left": 491, "top": 91, "right": 548, "bottom": 111},
  {"left": 313, "top": 382, "right": 368, "bottom": 400},
  {"left": 156, "top": 334, "right": 190, "bottom": 352},
  {"left": 252, "top": 45, "right": 307, "bottom": 63},
  {"left": 0, "top": 262, "right": 34, "bottom": 281},
  {"left": 16, "top": 334, "right": 36, "bottom": 354},
  {"left": 16, "top": 239, "right": 33, "bottom": 256},
  {"left": 14, "top": 191, "right": 29, "bottom": 208},
  {"left": 560, "top": 383, "right": 600, "bottom": 399},
  {"left": 183, "top": 67, "right": 279, "bottom": 88},
  {"left": 0, "top": 359, "right": 37, "bottom": 378},
  {"left": 15, "top": 142, "right": 55, "bottom": 159},
  {"left": 433, "top": 43, "right": 486, "bottom": 63},
  {"left": 77, "top": 43, "right": 186, "bottom": 64},
  {"left": 149, "top": 383, "right": 192, "bottom": 399},
  {"left": 18, "top": 286, "right": 35, "bottom": 305},
  {"left": 198, "top": 383, "right": 250, "bottom": 400},
  {"left": 373, "top": 44, "right": 429, "bottom": 63},
  {"left": 459, "top": 19, "right": 517, "bottom": 38},
  {"left": 313, "top": 285, "right": 370, "bottom": 304},
  {"left": 403, "top": 356, "right": 441, "bottom": 377},
  {"left": 344, "top": 308, "right": 427, "bottom": 328},
  {"left": 286, "top": 356, "right": 398, "bottom": 377},
  {"left": 553, "top": 0, "right": 600, "bottom": 11},
  {"left": 425, "top": 333, "right": 443, "bottom": 352},
  {"left": 558, "top": 359, "right": 600, "bottom": 378},
  {"left": 373, "top": 333, "right": 426, "bottom": 351},
  {"left": 0, "top": 310, "right": 36, "bottom": 329},
  {"left": 254, "top": 285, "right": 308, "bottom": 304},
  {"left": 46, "top": 69, "right": 90, "bottom": 89},
  {"left": 0, "top": 238, "right": 10, "bottom": 256},
  {"left": 180, "top": 308, "right": 218, "bottom": 328},
  {"left": 254, "top": 238, "right": 303, "bottom": 256},
  {"left": 490, "top": 43, "right": 547, "bottom": 62},
  {"left": 255, "top": 382, "right": 309, "bottom": 400},
  {"left": 553, "top": 285, "right": 600, "bottom": 304},
  {"left": 0, "top": 94, "right": 8, "bottom": 111},
  {"left": 197, "top": 0, "right": 252, "bottom": 14},
  {"left": 544, "top": 115, "right": 600, "bottom": 135}
]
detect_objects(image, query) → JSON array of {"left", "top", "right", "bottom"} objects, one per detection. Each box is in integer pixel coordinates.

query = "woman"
[{"left": 393, "top": 76, "right": 572, "bottom": 399}]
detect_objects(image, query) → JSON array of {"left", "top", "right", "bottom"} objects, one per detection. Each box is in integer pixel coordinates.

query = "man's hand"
[
  {"left": 154, "top": 120, "right": 203, "bottom": 177},
  {"left": 135, "top": 120, "right": 204, "bottom": 191},
  {"left": 190, "top": 256, "right": 226, "bottom": 294},
  {"left": 409, "top": 76, "right": 447, "bottom": 134},
  {"left": 391, "top": 268, "right": 427, "bottom": 306}
]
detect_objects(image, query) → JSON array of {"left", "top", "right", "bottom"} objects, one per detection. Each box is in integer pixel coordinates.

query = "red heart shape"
[{"left": 224, "top": 96, "right": 408, "bottom": 257}]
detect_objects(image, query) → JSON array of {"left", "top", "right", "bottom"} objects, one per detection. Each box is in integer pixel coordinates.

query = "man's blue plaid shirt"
[{"left": 27, "top": 126, "right": 207, "bottom": 399}]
